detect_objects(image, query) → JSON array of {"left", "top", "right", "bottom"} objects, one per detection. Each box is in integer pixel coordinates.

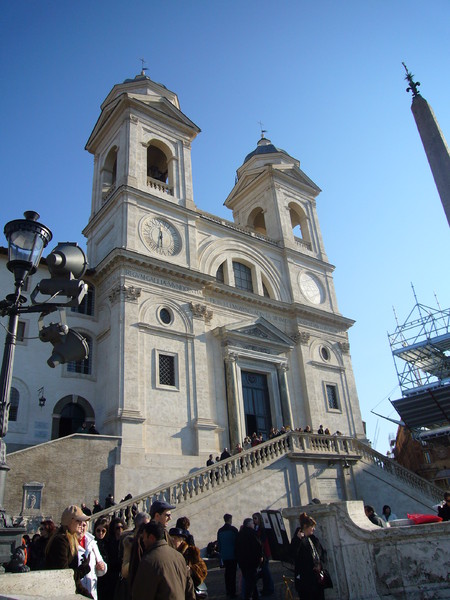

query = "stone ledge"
[{"left": 0, "top": 569, "right": 77, "bottom": 599}]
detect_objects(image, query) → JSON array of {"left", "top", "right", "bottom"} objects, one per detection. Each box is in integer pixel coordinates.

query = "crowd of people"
[
  {"left": 19, "top": 500, "right": 207, "bottom": 600},
  {"left": 206, "top": 425, "right": 345, "bottom": 470},
  {"left": 11, "top": 486, "right": 450, "bottom": 599}
]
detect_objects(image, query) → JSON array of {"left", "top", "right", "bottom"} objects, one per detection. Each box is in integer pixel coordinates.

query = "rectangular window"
[
  {"left": 16, "top": 321, "right": 26, "bottom": 343},
  {"left": 67, "top": 336, "right": 92, "bottom": 375},
  {"left": 233, "top": 261, "right": 253, "bottom": 292},
  {"left": 326, "top": 384, "right": 339, "bottom": 410},
  {"left": 71, "top": 286, "right": 94, "bottom": 316},
  {"left": 159, "top": 354, "right": 176, "bottom": 386}
]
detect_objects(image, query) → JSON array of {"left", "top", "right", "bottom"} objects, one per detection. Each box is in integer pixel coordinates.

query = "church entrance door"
[
  {"left": 58, "top": 403, "right": 85, "bottom": 437},
  {"left": 241, "top": 371, "right": 272, "bottom": 440}
]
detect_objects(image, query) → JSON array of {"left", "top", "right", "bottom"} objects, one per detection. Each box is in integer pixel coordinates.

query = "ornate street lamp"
[
  {"left": 4, "top": 211, "right": 53, "bottom": 288},
  {"left": 0, "top": 212, "right": 52, "bottom": 453},
  {"left": 0, "top": 212, "right": 88, "bottom": 546}
]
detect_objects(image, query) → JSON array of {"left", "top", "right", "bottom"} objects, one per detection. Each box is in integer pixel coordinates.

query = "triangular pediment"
[
  {"left": 225, "top": 162, "right": 320, "bottom": 208},
  {"left": 86, "top": 93, "right": 200, "bottom": 151},
  {"left": 213, "top": 317, "right": 294, "bottom": 355}
]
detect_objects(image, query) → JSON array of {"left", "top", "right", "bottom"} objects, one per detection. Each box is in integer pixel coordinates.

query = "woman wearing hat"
[
  {"left": 45, "top": 505, "right": 92, "bottom": 598},
  {"left": 169, "top": 527, "right": 207, "bottom": 592}
]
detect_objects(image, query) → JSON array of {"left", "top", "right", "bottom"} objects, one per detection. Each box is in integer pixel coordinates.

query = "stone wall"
[
  {"left": 4, "top": 434, "right": 120, "bottom": 520},
  {"left": 284, "top": 501, "right": 450, "bottom": 600}
]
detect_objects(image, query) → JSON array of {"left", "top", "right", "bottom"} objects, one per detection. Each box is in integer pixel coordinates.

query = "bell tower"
[
  {"left": 83, "top": 70, "right": 200, "bottom": 267},
  {"left": 225, "top": 135, "right": 328, "bottom": 262}
]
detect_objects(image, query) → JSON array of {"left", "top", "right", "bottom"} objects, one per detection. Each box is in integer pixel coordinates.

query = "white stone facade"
[{"left": 2, "top": 72, "right": 365, "bottom": 492}]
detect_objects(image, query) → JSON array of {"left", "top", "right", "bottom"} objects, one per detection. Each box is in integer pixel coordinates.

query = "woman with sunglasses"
[
  {"left": 102, "top": 517, "right": 125, "bottom": 599},
  {"left": 45, "top": 505, "right": 92, "bottom": 597},
  {"left": 93, "top": 518, "right": 109, "bottom": 600}
]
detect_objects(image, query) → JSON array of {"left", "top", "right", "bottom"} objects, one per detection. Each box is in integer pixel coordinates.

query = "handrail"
[
  {"left": 89, "top": 432, "right": 443, "bottom": 526},
  {"left": 353, "top": 438, "right": 443, "bottom": 502}
]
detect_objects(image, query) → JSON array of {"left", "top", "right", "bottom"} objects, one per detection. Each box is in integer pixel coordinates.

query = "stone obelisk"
[{"left": 403, "top": 63, "right": 450, "bottom": 227}]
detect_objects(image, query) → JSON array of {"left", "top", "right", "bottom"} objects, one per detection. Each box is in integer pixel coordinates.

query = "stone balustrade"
[
  {"left": 91, "top": 432, "right": 442, "bottom": 526},
  {"left": 146, "top": 176, "right": 173, "bottom": 195}
]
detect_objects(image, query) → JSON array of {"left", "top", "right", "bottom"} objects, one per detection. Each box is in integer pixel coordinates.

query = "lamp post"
[
  {"left": 0, "top": 212, "right": 89, "bottom": 535},
  {"left": 0, "top": 212, "right": 52, "bottom": 514}
]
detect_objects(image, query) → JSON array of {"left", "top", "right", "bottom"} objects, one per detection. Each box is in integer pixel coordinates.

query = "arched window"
[
  {"left": 247, "top": 207, "right": 267, "bottom": 235},
  {"left": 233, "top": 261, "right": 253, "bottom": 293},
  {"left": 71, "top": 284, "right": 95, "bottom": 316},
  {"left": 289, "top": 203, "right": 311, "bottom": 247},
  {"left": 147, "top": 145, "right": 168, "bottom": 183},
  {"left": 8, "top": 387, "right": 19, "bottom": 422},
  {"left": 102, "top": 147, "right": 118, "bottom": 202},
  {"left": 216, "top": 263, "right": 225, "bottom": 283},
  {"left": 67, "top": 335, "right": 93, "bottom": 375}
]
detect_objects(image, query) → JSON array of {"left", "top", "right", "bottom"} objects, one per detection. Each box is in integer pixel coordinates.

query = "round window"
[
  {"left": 159, "top": 308, "right": 172, "bottom": 325},
  {"left": 320, "top": 346, "right": 330, "bottom": 361}
]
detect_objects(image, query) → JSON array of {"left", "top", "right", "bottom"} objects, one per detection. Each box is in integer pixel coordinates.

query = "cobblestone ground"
[{"left": 204, "top": 561, "right": 296, "bottom": 600}]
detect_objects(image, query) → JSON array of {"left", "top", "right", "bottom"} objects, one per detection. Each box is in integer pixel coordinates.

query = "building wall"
[{"left": 3, "top": 73, "right": 365, "bottom": 495}]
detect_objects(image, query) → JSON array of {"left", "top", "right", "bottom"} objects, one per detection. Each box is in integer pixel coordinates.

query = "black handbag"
[
  {"left": 309, "top": 538, "right": 333, "bottom": 589},
  {"left": 315, "top": 567, "right": 333, "bottom": 589}
]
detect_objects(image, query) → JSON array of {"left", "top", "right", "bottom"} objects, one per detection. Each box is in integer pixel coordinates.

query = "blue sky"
[{"left": 1, "top": 1, "right": 449, "bottom": 453}]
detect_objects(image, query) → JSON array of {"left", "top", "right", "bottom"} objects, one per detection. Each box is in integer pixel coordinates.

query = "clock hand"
[{"left": 158, "top": 226, "right": 163, "bottom": 247}]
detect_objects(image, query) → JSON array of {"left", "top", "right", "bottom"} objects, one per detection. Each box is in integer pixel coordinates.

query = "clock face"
[
  {"left": 299, "top": 272, "right": 323, "bottom": 305},
  {"left": 141, "top": 217, "right": 182, "bottom": 256}
]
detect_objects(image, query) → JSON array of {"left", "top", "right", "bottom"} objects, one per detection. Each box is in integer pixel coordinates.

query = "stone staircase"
[{"left": 88, "top": 432, "right": 443, "bottom": 547}]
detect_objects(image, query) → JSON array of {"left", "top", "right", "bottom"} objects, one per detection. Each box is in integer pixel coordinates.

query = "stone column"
[
  {"left": 189, "top": 303, "right": 217, "bottom": 453},
  {"left": 224, "top": 353, "right": 241, "bottom": 450},
  {"left": 277, "top": 363, "right": 293, "bottom": 429}
]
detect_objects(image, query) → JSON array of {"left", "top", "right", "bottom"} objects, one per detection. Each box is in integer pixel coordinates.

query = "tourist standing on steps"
[
  {"left": 217, "top": 513, "right": 239, "bottom": 598},
  {"left": 149, "top": 500, "right": 177, "bottom": 547},
  {"left": 252, "top": 512, "right": 274, "bottom": 596},
  {"left": 290, "top": 512, "right": 328, "bottom": 600},
  {"left": 45, "top": 505, "right": 92, "bottom": 598},
  {"left": 132, "top": 521, "right": 196, "bottom": 600},
  {"left": 236, "top": 517, "right": 263, "bottom": 600},
  {"left": 77, "top": 520, "right": 107, "bottom": 600}
]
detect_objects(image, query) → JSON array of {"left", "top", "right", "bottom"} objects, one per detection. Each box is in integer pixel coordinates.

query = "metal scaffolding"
[{"left": 388, "top": 298, "right": 450, "bottom": 431}]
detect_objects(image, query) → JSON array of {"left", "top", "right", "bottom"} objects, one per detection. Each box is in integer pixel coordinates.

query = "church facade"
[{"left": 3, "top": 72, "right": 365, "bottom": 490}]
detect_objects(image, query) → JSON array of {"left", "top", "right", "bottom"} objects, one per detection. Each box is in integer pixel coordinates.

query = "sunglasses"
[{"left": 96, "top": 528, "right": 107, "bottom": 534}]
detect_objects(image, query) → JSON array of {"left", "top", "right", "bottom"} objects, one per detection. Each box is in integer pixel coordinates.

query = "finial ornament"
[
  {"left": 402, "top": 62, "right": 420, "bottom": 97},
  {"left": 139, "top": 57, "right": 148, "bottom": 76},
  {"left": 258, "top": 120, "right": 267, "bottom": 138}
]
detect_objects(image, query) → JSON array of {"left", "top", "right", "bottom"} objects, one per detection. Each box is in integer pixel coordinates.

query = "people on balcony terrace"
[
  {"left": 437, "top": 491, "right": 450, "bottom": 521},
  {"left": 364, "top": 505, "right": 385, "bottom": 527},
  {"left": 381, "top": 505, "right": 398, "bottom": 523}
]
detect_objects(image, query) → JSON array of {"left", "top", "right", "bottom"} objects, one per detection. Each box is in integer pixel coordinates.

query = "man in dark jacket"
[
  {"left": 438, "top": 491, "right": 450, "bottom": 521},
  {"left": 132, "top": 521, "right": 195, "bottom": 600},
  {"left": 235, "top": 518, "right": 263, "bottom": 600},
  {"left": 364, "top": 505, "right": 385, "bottom": 527},
  {"left": 217, "top": 513, "right": 238, "bottom": 598}
]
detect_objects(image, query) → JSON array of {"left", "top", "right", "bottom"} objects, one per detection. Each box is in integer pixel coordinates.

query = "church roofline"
[
  {"left": 89, "top": 247, "right": 353, "bottom": 332},
  {"left": 225, "top": 163, "right": 321, "bottom": 209},
  {"left": 86, "top": 92, "right": 200, "bottom": 152}
]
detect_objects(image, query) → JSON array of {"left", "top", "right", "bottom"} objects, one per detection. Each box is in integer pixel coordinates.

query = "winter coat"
[
  {"left": 78, "top": 532, "right": 108, "bottom": 600},
  {"left": 290, "top": 530, "right": 325, "bottom": 599},
  {"left": 45, "top": 530, "right": 92, "bottom": 598},
  {"left": 217, "top": 523, "right": 238, "bottom": 561},
  {"left": 235, "top": 527, "right": 263, "bottom": 572},
  {"left": 177, "top": 541, "right": 207, "bottom": 587},
  {"left": 132, "top": 539, "right": 196, "bottom": 600}
]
